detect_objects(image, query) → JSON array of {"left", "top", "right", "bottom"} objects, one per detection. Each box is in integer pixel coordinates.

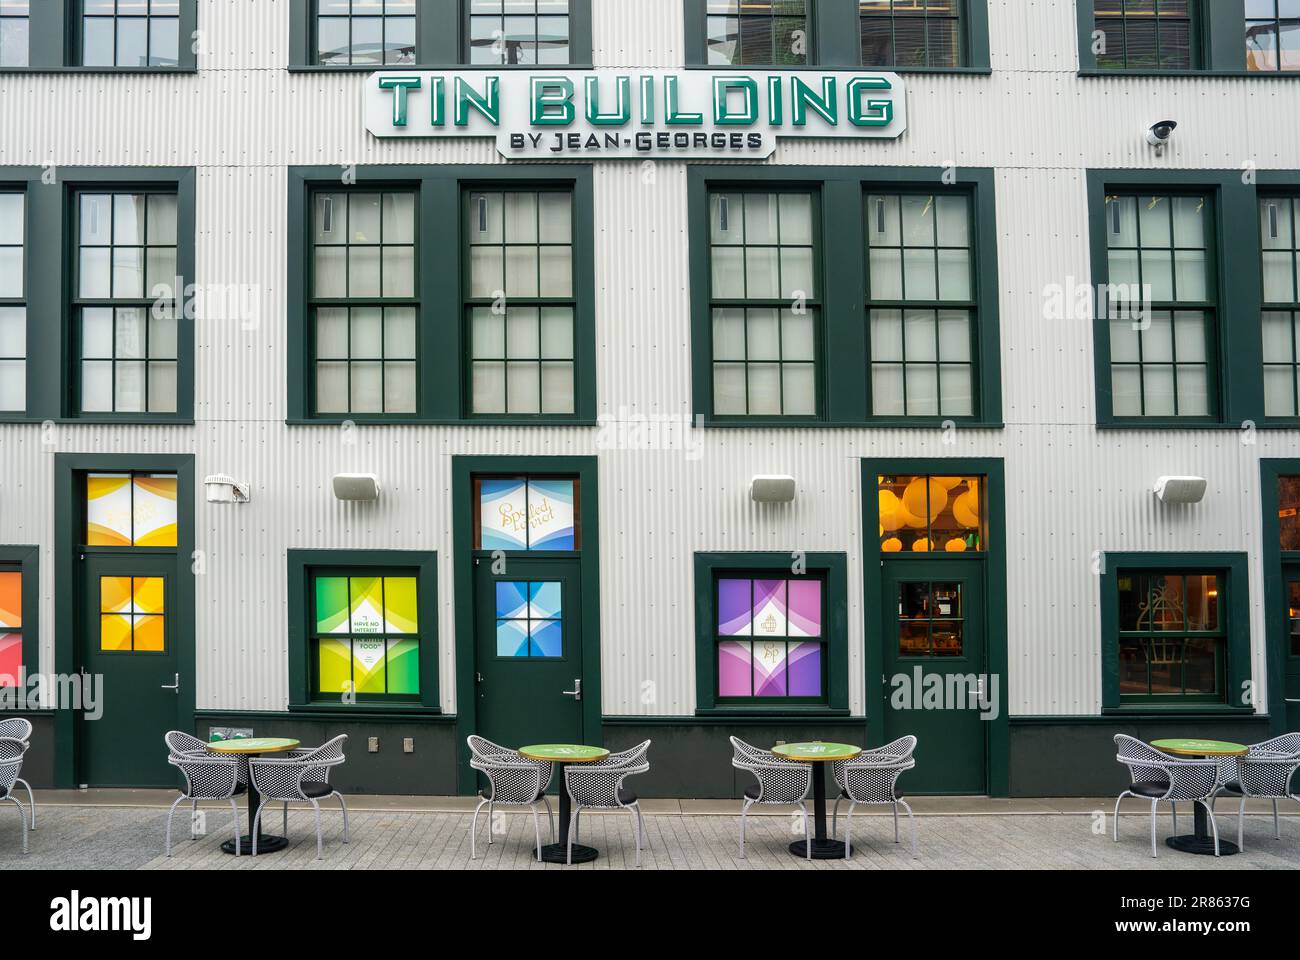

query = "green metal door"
[
  {"left": 80, "top": 555, "right": 180, "bottom": 786},
  {"left": 881, "top": 558, "right": 987, "bottom": 794},
  {"left": 1285, "top": 565, "right": 1300, "bottom": 732},
  {"left": 474, "top": 557, "right": 584, "bottom": 750}
]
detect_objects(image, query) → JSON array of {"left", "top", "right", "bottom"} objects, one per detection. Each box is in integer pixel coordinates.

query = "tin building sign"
[{"left": 364, "top": 69, "right": 906, "bottom": 159}]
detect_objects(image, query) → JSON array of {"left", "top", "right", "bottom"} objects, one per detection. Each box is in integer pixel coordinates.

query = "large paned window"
[
  {"left": 1246, "top": 0, "right": 1300, "bottom": 72},
  {"left": 867, "top": 192, "right": 974, "bottom": 417},
  {"left": 85, "top": 473, "right": 178, "bottom": 547},
  {"left": 1103, "top": 192, "right": 1214, "bottom": 418},
  {"left": 1091, "top": 0, "right": 1196, "bottom": 70},
  {"left": 878, "top": 473, "right": 985, "bottom": 554},
  {"left": 315, "top": 0, "right": 415, "bottom": 66},
  {"left": 75, "top": 191, "right": 179, "bottom": 415},
  {"left": 311, "top": 190, "right": 417, "bottom": 415},
  {"left": 708, "top": 190, "right": 818, "bottom": 417},
  {"left": 707, "top": 0, "right": 808, "bottom": 65},
  {"left": 0, "top": 191, "right": 24, "bottom": 412},
  {"left": 1261, "top": 196, "right": 1300, "bottom": 417},
  {"left": 466, "top": 189, "right": 575, "bottom": 416},
  {"left": 81, "top": 0, "right": 181, "bottom": 67},
  {"left": 468, "top": 0, "right": 570, "bottom": 64},
  {"left": 474, "top": 476, "right": 578, "bottom": 551},
  {"left": 312, "top": 572, "right": 421, "bottom": 700},
  {"left": 1116, "top": 570, "right": 1226, "bottom": 703},
  {"left": 0, "top": 0, "right": 28, "bottom": 67},
  {"left": 860, "top": 0, "right": 963, "bottom": 68}
]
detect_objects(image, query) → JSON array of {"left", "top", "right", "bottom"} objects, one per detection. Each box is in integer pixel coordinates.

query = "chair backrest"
[
  {"left": 468, "top": 735, "right": 518, "bottom": 764},
  {"left": 842, "top": 756, "right": 914, "bottom": 804},
  {"left": 168, "top": 753, "right": 240, "bottom": 800},
  {"left": 872, "top": 735, "right": 917, "bottom": 761},
  {"left": 0, "top": 718, "right": 32, "bottom": 742},
  {"left": 601, "top": 739, "right": 651, "bottom": 769},
  {"left": 1113, "top": 734, "right": 1171, "bottom": 785},
  {"left": 0, "top": 738, "right": 27, "bottom": 794},
  {"left": 729, "top": 736, "right": 769, "bottom": 768},
  {"left": 165, "top": 730, "right": 208, "bottom": 756},
  {"left": 300, "top": 734, "right": 348, "bottom": 765},
  {"left": 1251, "top": 732, "right": 1300, "bottom": 757}
]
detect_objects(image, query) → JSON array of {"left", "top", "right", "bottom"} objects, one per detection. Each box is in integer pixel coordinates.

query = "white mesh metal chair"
[
  {"left": 248, "top": 734, "right": 350, "bottom": 859},
  {"left": 1213, "top": 732, "right": 1300, "bottom": 850},
  {"left": 1113, "top": 734, "right": 1224, "bottom": 858},
  {"left": 164, "top": 730, "right": 209, "bottom": 756},
  {"left": 0, "top": 737, "right": 28, "bottom": 854},
  {"left": 830, "top": 735, "right": 918, "bottom": 859},
  {"left": 467, "top": 735, "right": 555, "bottom": 861},
  {"left": 164, "top": 748, "right": 244, "bottom": 857},
  {"left": 730, "top": 736, "right": 814, "bottom": 860},
  {"left": 563, "top": 739, "right": 651, "bottom": 867},
  {"left": 0, "top": 718, "right": 35, "bottom": 830}
]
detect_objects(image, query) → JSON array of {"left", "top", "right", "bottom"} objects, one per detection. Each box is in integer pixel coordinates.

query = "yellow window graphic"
[
  {"left": 86, "top": 473, "right": 178, "bottom": 548},
  {"left": 100, "top": 575, "right": 165, "bottom": 653}
]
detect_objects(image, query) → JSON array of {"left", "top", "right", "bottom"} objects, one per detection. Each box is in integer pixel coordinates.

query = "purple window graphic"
[{"left": 716, "top": 577, "right": 823, "bottom": 699}]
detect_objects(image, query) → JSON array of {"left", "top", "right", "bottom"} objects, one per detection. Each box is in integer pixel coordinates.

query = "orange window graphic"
[
  {"left": 100, "top": 575, "right": 165, "bottom": 653},
  {"left": 0, "top": 570, "right": 21, "bottom": 686},
  {"left": 85, "top": 473, "right": 178, "bottom": 547}
]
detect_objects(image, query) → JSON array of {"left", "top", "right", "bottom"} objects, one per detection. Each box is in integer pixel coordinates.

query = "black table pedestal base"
[
  {"left": 788, "top": 838, "right": 850, "bottom": 859},
  {"left": 539, "top": 841, "right": 598, "bottom": 864},
  {"left": 222, "top": 834, "right": 289, "bottom": 855},
  {"left": 1166, "top": 835, "right": 1239, "bottom": 856}
]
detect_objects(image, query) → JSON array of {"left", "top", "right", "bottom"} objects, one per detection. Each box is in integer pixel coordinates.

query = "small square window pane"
[
  {"left": 713, "top": 362, "right": 747, "bottom": 414},
  {"left": 861, "top": 17, "right": 892, "bottom": 66},
  {"left": 1264, "top": 366, "right": 1296, "bottom": 416},
  {"left": 868, "top": 195, "right": 901, "bottom": 246},
  {"left": 317, "top": 16, "right": 350, "bottom": 65},
  {"left": 1142, "top": 365, "right": 1177, "bottom": 416},
  {"left": 1138, "top": 196, "right": 1171, "bottom": 247},
  {"left": 115, "top": 308, "right": 146, "bottom": 359},
  {"left": 82, "top": 307, "right": 114, "bottom": 358},
  {"left": 892, "top": 17, "right": 926, "bottom": 66},
  {"left": 81, "top": 361, "right": 114, "bottom": 412},
  {"left": 350, "top": 307, "right": 384, "bottom": 359},
  {"left": 935, "top": 196, "right": 969, "bottom": 247},
  {"left": 707, "top": 15, "right": 738, "bottom": 65},
  {"left": 146, "top": 194, "right": 177, "bottom": 245},
  {"left": 1261, "top": 199, "right": 1293, "bottom": 249},
  {"left": 384, "top": 16, "right": 415, "bottom": 64},
  {"left": 114, "top": 360, "right": 146, "bottom": 412},
  {"left": 81, "top": 194, "right": 113, "bottom": 246},
  {"left": 505, "top": 246, "right": 539, "bottom": 298},
  {"left": 80, "top": 248, "right": 112, "bottom": 299},
  {"left": 538, "top": 192, "right": 572, "bottom": 243},
  {"left": 349, "top": 194, "right": 382, "bottom": 244},
  {"left": 113, "top": 195, "right": 146, "bottom": 245},
  {"left": 384, "top": 307, "right": 417, "bottom": 359},
  {"left": 1263, "top": 251, "right": 1295, "bottom": 302},
  {"left": 711, "top": 194, "right": 743, "bottom": 245},
  {"left": 936, "top": 249, "right": 971, "bottom": 300},
  {"left": 112, "top": 247, "right": 144, "bottom": 298},
  {"left": 872, "top": 363, "right": 905, "bottom": 416},
  {"left": 116, "top": 17, "right": 149, "bottom": 67},
  {"left": 315, "top": 194, "right": 344, "bottom": 244},
  {"left": 470, "top": 16, "right": 502, "bottom": 64},
  {"left": 536, "top": 19, "right": 568, "bottom": 64},
  {"left": 1173, "top": 249, "right": 1207, "bottom": 301},
  {"left": 539, "top": 246, "right": 573, "bottom": 297},
  {"left": 504, "top": 193, "right": 538, "bottom": 243},
  {"left": 937, "top": 309, "right": 971, "bottom": 361},
  {"left": 939, "top": 364, "right": 973, "bottom": 415},
  {"left": 783, "top": 363, "right": 816, "bottom": 415},
  {"left": 904, "top": 365, "right": 939, "bottom": 415},
  {"left": 0, "top": 246, "right": 21, "bottom": 299},
  {"left": 713, "top": 308, "right": 746, "bottom": 361},
  {"left": 869, "top": 249, "right": 903, "bottom": 300},
  {"left": 0, "top": 194, "right": 23, "bottom": 245},
  {"left": 349, "top": 246, "right": 382, "bottom": 298},
  {"left": 1111, "top": 365, "right": 1142, "bottom": 416},
  {"left": 472, "top": 361, "right": 507, "bottom": 413},
  {"left": 901, "top": 196, "right": 935, "bottom": 245},
  {"left": 506, "top": 361, "right": 540, "bottom": 413},
  {"left": 314, "top": 247, "right": 347, "bottom": 298},
  {"left": 471, "top": 247, "right": 504, "bottom": 298},
  {"left": 350, "top": 17, "right": 384, "bottom": 65},
  {"left": 746, "top": 247, "right": 779, "bottom": 299},
  {"left": 506, "top": 307, "right": 540, "bottom": 359},
  {"left": 870, "top": 309, "right": 902, "bottom": 361},
  {"left": 903, "top": 310, "right": 937, "bottom": 361},
  {"left": 145, "top": 247, "right": 177, "bottom": 294},
  {"left": 746, "top": 309, "right": 780, "bottom": 361},
  {"left": 471, "top": 307, "right": 505, "bottom": 358},
  {"left": 1262, "top": 311, "right": 1293, "bottom": 359},
  {"left": 0, "top": 360, "right": 24, "bottom": 412},
  {"left": 83, "top": 17, "right": 115, "bottom": 66},
  {"left": 502, "top": 15, "right": 536, "bottom": 63},
  {"left": 743, "top": 194, "right": 778, "bottom": 245},
  {"left": 382, "top": 246, "right": 415, "bottom": 298},
  {"left": 1108, "top": 249, "right": 1139, "bottom": 290},
  {"left": 1175, "top": 365, "right": 1209, "bottom": 416},
  {"left": 382, "top": 193, "right": 415, "bottom": 244},
  {"left": 384, "top": 361, "right": 417, "bottom": 412},
  {"left": 782, "top": 309, "right": 815, "bottom": 361},
  {"left": 1140, "top": 250, "right": 1174, "bottom": 302},
  {"left": 316, "top": 308, "right": 349, "bottom": 359},
  {"left": 1106, "top": 196, "right": 1138, "bottom": 247},
  {"left": 149, "top": 16, "right": 179, "bottom": 66},
  {"left": 469, "top": 193, "right": 504, "bottom": 244},
  {"left": 315, "top": 361, "right": 349, "bottom": 413},
  {"left": 902, "top": 248, "right": 937, "bottom": 300},
  {"left": 0, "top": 306, "right": 25, "bottom": 357},
  {"left": 350, "top": 361, "right": 383, "bottom": 413},
  {"left": 779, "top": 194, "right": 813, "bottom": 244},
  {"left": 1171, "top": 196, "right": 1205, "bottom": 247},
  {"left": 539, "top": 307, "right": 573, "bottom": 359},
  {"left": 147, "top": 361, "right": 177, "bottom": 412},
  {"left": 711, "top": 247, "right": 745, "bottom": 299},
  {"left": 1173, "top": 311, "right": 1207, "bottom": 362},
  {"left": 747, "top": 363, "right": 782, "bottom": 415},
  {"left": 1141, "top": 311, "right": 1174, "bottom": 363},
  {"left": 541, "top": 361, "right": 574, "bottom": 414},
  {"left": 0, "top": 18, "right": 30, "bottom": 69},
  {"left": 780, "top": 247, "right": 815, "bottom": 299},
  {"left": 149, "top": 309, "right": 177, "bottom": 358},
  {"left": 1110, "top": 318, "right": 1140, "bottom": 363}
]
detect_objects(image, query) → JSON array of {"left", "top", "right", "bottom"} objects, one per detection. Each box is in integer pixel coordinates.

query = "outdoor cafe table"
[
  {"left": 1151, "top": 738, "right": 1248, "bottom": 857},
  {"left": 770, "top": 742, "right": 862, "bottom": 859},
  {"left": 518, "top": 744, "right": 610, "bottom": 864},
  {"left": 207, "top": 737, "right": 301, "bottom": 855}
]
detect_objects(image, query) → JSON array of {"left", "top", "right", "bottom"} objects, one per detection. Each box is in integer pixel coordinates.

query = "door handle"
[
  {"left": 562, "top": 679, "right": 582, "bottom": 701},
  {"left": 161, "top": 673, "right": 180, "bottom": 694}
]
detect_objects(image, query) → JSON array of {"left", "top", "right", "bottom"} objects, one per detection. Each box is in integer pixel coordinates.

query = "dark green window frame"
[
  {"left": 693, "top": 552, "right": 849, "bottom": 716},
  {"left": 1100, "top": 552, "right": 1253, "bottom": 714},
  {"left": 288, "top": 0, "right": 592, "bottom": 70},
  {"left": 685, "top": 0, "right": 990, "bottom": 72},
  {"left": 1087, "top": 169, "right": 1300, "bottom": 429},
  {"left": 1078, "top": 0, "right": 1300, "bottom": 76},
  {"left": 688, "top": 165, "right": 1002, "bottom": 427},
  {"left": 1260, "top": 193, "right": 1300, "bottom": 418},
  {"left": 288, "top": 165, "right": 595, "bottom": 425},
  {"left": 0, "top": 166, "right": 195, "bottom": 424},
  {"left": 287, "top": 549, "right": 440, "bottom": 713},
  {"left": 0, "top": 0, "right": 197, "bottom": 72},
  {"left": 0, "top": 546, "right": 39, "bottom": 690}
]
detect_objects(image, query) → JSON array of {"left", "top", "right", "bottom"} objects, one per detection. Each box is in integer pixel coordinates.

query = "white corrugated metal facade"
[{"left": 0, "top": 0, "right": 1297, "bottom": 725}]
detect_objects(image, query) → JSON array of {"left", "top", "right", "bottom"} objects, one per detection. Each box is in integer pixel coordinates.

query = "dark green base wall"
[{"left": 1007, "top": 717, "right": 1275, "bottom": 796}]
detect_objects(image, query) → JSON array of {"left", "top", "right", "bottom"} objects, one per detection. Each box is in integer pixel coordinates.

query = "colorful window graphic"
[
  {"left": 476, "top": 477, "right": 578, "bottom": 551},
  {"left": 878, "top": 474, "right": 985, "bottom": 554},
  {"left": 716, "top": 577, "right": 823, "bottom": 699},
  {"left": 85, "top": 473, "right": 178, "bottom": 547},
  {"left": 100, "top": 575, "right": 165, "bottom": 653},
  {"left": 0, "top": 570, "right": 21, "bottom": 686},
  {"left": 495, "top": 581, "right": 563, "bottom": 658},
  {"left": 313, "top": 574, "right": 419, "bottom": 697},
  {"left": 1116, "top": 571, "right": 1225, "bottom": 701}
]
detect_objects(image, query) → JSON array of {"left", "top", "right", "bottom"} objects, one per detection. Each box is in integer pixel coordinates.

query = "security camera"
[{"left": 1146, "top": 120, "right": 1178, "bottom": 148}]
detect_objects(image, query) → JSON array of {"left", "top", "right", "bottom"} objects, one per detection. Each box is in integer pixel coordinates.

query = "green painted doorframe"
[
  {"left": 1261, "top": 458, "right": 1300, "bottom": 737},
  {"left": 53, "top": 454, "right": 196, "bottom": 788},
  {"left": 451, "top": 455, "right": 602, "bottom": 794},
  {"left": 860, "top": 458, "right": 1009, "bottom": 796}
]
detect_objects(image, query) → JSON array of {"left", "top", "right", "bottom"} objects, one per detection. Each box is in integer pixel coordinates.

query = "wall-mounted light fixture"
[
  {"left": 750, "top": 475, "right": 796, "bottom": 504},
  {"left": 204, "top": 474, "right": 251, "bottom": 504},
  {"left": 1153, "top": 476, "right": 1206, "bottom": 505},
  {"left": 333, "top": 473, "right": 382, "bottom": 502}
]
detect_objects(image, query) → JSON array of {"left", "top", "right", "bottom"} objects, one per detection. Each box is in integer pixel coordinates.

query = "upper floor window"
[
  {"left": 316, "top": 0, "right": 415, "bottom": 66},
  {"left": 1103, "top": 192, "right": 1214, "bottom": 419},
  {"left": 81, "top": 0, "right": 181, "bottom": 67},
  {"left": 1092, "top": 0, "right": 1196, "bottom": 71},
  {"left": 0, "top": 0, "right": 28, "bottom": 67},
  {"left": 867, "top": 192, "right": 974, "bottom": 417},
  {"left": 708, "top": 190, "right": 818, "bottom": 418},
  {"left": 707, "top": 0, "right": 808, "bottom": 66},
  {"left": 861, "top": 0, "right": 963, "bottom": 69},
  {"left": 0, "top": 192, "right": 24, "bottom": 414},
  {"left": 1261, "top": 196, "right": 1300, "bottom": 417},
  {"left": 1246, "top": 0, "right": 1300, "bottom": 71},
  {"left": 468, "top": 0, "right": 570, "bottom": 65}
]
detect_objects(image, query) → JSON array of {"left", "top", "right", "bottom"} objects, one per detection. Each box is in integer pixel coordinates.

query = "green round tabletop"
[
  {"left": 1152, "top": 738, "right": 1248, "bottom": 758},
  {"left": 207, "top": 737, "right": 301, "bottom": 755},
  {"left": 771, "top": 742, "right": 862, "bottom": 762},
  {"left": 518, "top": 744, "right": 610, "bottom": 763}
]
